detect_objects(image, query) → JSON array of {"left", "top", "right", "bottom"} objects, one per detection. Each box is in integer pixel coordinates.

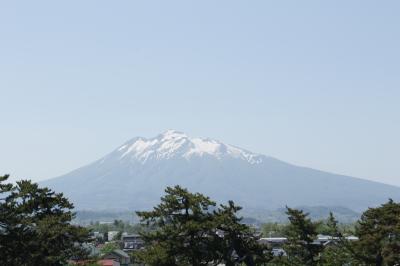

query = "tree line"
[
  {"left": 1, "top": 174, "right": 400, "bottom": 265},
  {"left": 134, "top": 186, "right": 400, "bottom": 266}
]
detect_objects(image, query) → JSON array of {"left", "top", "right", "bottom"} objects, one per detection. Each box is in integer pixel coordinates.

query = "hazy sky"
[{"left": 1, "top": 1, "right": 399, "bottom": 186}]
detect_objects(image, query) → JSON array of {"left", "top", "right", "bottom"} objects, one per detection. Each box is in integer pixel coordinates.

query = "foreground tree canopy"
[
  {"left": 280, "top": 207, "right": 323, "bottom": 265},
  {"left": 2, "top": 173, "right": 400, "bottom": 266},
  {"left": 276, "top": 200, "right": 400, "bottom": 266},
  {"left": 0, "top": 174, "right": 90, "bottom": 266},
  {"left": 135, "top": 186, "right": 400, "bottom": 266},
  {"left": 136, "top": 185, "right": 271, "bottom": 266},
  {"left": 351, "top": 199, "right": 400, "bottom": 266}
]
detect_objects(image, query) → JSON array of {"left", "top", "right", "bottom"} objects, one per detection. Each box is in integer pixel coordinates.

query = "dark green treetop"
[
  {"left": 136, "top": 185, "right": 219, "bottom": 266},
  {"left": 281, "top": 207, "right": 322, "bottom": 266},
  {"left": 352, "top": 199, "right": 400, "bottom": 266},
  {"left": 136, "top": 185, "right": 270, "bottom": 266},
  {"left": 214, "top": 200, "right": 272, "bottom": 266},
  {"left": 0, "top": 174, "right": 90, "bottom": 266}
]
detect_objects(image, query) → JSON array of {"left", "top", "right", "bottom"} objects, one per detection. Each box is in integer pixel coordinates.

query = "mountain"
[{"left": 42, "top": 130, "right": 400, "bottom": 212}]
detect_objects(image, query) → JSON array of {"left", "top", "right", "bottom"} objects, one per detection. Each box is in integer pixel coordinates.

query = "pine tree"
[
  {"left": 319, "top": 212, "right": 354, "bottom": 266},
  {"left": 351, "top": 199, "right": 400, "bottom": 266},
  {"left": 214, "top": 201, "right": 271, "bottom": 266},
  {"left": 136, "top": 185, "right": 271, "bottom": 266},
  {"left": 136, "top": 185, "right": 219, "bottom": 266},
  {"left": 0, "top": 175, "right": 90, "bottom": 265},
  {"left": 325, "top": 212, "right": 341, "bottom": 237},
  {"left": 282, "top": 207, "right": 322, "bottom": 266}
]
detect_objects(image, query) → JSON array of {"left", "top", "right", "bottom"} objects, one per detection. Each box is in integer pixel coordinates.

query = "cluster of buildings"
[
  {"left": 70, "top": 232, "right": 144, "bottom": 266},
  {"left": 259, "top": 235, "right": 359, "bottom": 257},
  {"left": 71, "top": 227, "right": 359, "bottom": 266}
]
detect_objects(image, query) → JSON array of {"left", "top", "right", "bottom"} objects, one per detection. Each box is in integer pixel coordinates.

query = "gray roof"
[{"left": 111, "top": 249, "right": 129, "bottom": 258}]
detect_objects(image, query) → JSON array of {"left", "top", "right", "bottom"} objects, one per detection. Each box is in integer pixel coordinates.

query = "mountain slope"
[{"left": 42, "top": 130, "right": 400, "bottom": 212}]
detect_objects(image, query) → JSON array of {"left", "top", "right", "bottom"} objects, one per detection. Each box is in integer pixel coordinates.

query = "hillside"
[{"left": 42, "top": 130, "right": 400, "bottom": 212}]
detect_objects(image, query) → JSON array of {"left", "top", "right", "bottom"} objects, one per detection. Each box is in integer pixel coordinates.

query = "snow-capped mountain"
[
  {"left": 112, "top": 130, "right": 263, "bottom": 164},
  {"left": 42, "top": 130, "right": 400, "bottom": 212}
]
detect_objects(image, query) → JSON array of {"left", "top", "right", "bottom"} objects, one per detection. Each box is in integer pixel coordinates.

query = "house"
[
  {"left": 98, "top": 259, "right": 121, "bottom": 266},
  {"left": 258, "top": 237, "right": 287, "bottom": 249},
  {"left": 108, "top": 231, "right": 120, "bottom": 241},
  {"left": 103, "top": 249, "right": 130, "bottom": 266},
  {"left": 70, "top": 259, "right": 121, "bottom": 266},
  {"left": 122, "top": 234, "right": 144, "bottom": 251},
  {"left": 259, "top": 235, "right": 359, "bottom": 256},
  {"left": 271, "top": 248, "right": 287, "bottom": 257}
]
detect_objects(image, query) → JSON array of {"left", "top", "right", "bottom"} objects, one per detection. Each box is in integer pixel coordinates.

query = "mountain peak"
[
  {"left": 42, "top": 130, "right": 400, "bottom": 212},
  {"left": 114, "top": 131, "right": 263, "bottom": 164},
  {"left": 161, "top": 129, "right": 187, "bottom": 138}
]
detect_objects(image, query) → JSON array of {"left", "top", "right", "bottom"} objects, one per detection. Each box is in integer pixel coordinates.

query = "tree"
[
  {"left": 100, "top": 242, "right": 120, "bottom": 255},
  {"left": 315, "top": 212, "right": 342, "bottom": 239},
  {"left": 319, "top": 243, "right": 355, "bottom": 266},
  {"left": 325, "top": 212, "right": 340, "bottom": 237},
  {"left": 281, "top": 207, "right": 322, "bottom": 266},
  {"left": 319, "top": 213, "right": 355, "bottom": 266},
  {"left": 136, "top": 185, "right": 219, "bottom": 266},
  {"left": 262, "top": 222, "right": 288, "bottom": 238},
  {"left": 0, "top": 174, "right": 90, "bottom": 266},
  {"left": 136, "top": 185, "right": 270, "bottom": 266},
  {"left": 214, "top": 201, "right": 271, "bottom": 266},
  {"left": 316, "top": 212, "right": 341, "bottom": 237},
  {"left": 350, "top": 199, "right": 400, "bottom": 266}
]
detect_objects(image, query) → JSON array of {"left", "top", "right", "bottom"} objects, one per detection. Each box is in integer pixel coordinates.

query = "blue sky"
[{"left": 1, "top": 1, "right": 399, "bottom": 185}]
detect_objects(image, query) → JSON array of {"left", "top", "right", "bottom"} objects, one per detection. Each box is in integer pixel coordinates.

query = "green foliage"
[
  {"left": 316, "top": 212, "right": 356, "bottom": 265},
  {"left": 262, "top": 222, "right": 289, "bottom": 237},
  {"left": 136, "top": 185, "right": 220, "bottom": 265},
  {"left": 281, "top": 207, "right": 322, "bottom": 266},
  {"left": 136, "top": 185, "right": 270, "bottom": 266},
  {"left": 319, "top": 244, "right": 355, "bottom": 266},
  {"left": 87, "top": 219, "right": 143, "bottom": 234},
  {"left": 100, "top": 242, "right": 120, "bottom": 254},
  {"left": 350, "top": 199, "right": 400, "bottom": 266},
  {"left": 319, "top": 201, "right": 400, "bottom": 266},
  {"left": 75, "top": 210, "right": 139, "bottom": 225},
  {"left": 68, "top": 261, "right": 101, "bottom": 266},
  {"left": 113, "top": 231, "right": 122, "bottom": 241},
  {"left": 0, "top": 174, "right": 90, "bottom": 266},
  {"left": 315, "top": 212, "right": 341, "bottom": 237},
  {"left": 4, "top": 172, "right": 400, "bottom": 266},
  {"left": 214, "top": 201, "right": 272, "bottom": 265}
]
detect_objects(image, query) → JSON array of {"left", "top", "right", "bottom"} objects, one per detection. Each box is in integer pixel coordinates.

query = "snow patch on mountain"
[
  {"left": 41, "top": 129, "right": 400, "bottom": 212},
  {"left": 116, "top": 130, "right": 263, "bottom": 164}
]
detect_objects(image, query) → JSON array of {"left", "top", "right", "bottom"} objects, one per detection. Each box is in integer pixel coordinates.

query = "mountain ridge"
[
  {"left": 42, "top": 130, "right": 400, "bottom": 212},
  {"left": 108, "top": 129, "right": 264, "bottom": 165}
]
